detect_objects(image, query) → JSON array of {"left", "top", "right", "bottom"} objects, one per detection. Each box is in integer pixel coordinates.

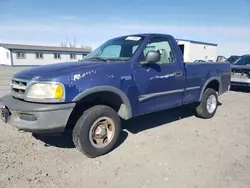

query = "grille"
[{"left": 11, "top": 78, "right": 28, "bottom": 100}]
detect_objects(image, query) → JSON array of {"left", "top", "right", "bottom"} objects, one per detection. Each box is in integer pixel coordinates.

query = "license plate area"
[{"left": 1, "top": 106, "right": 10, "bottom": 123}]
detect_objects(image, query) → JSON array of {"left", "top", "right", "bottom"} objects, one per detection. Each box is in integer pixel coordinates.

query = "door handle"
[{"left": 174, "top": 71, "right": 183, "bottom": 77}]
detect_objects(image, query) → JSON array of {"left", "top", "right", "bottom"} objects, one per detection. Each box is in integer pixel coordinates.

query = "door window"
[{"left": 142, "top": 37, "right": 176, "bottom": 64}]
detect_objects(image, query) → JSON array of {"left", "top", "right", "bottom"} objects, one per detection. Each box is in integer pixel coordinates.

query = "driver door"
[{"left": 134, "top": 36, "right": 185, "bottom": 114}]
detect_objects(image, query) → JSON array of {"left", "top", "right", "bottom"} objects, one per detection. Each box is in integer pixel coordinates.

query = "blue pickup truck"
[{"left": 0, "top": 33, "right": 231, "bottom": 158}]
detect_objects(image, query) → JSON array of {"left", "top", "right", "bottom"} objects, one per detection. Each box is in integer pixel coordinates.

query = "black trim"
[
  {"left": 73, "top": 86, "right": 132, "bottom": 119},
  {"left": 139, "top": 89, "right": 184, "bottom": 102},
  {"left": 199, "top": 77, "right": 221, "bottom": 101}
]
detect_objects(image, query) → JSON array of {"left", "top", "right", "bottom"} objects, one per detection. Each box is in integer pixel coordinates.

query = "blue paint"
[{"left": 12, "top": 33, "right": 231, "bottom": 118}]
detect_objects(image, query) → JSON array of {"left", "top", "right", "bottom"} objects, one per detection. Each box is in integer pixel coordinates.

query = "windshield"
[
  {"left": 82, "top": 36, "right": 144, "bottom": 62},
  {"left": 234, "top": 56, "right": 250, "bottom": 65},
  {"left": 227, "top": 56, "right": 240, "bottom": 63}
]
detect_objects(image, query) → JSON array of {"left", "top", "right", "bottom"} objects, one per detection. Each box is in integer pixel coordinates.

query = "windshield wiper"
[{"left": 85, "top": 57, "right": 108, "bottom": 62}]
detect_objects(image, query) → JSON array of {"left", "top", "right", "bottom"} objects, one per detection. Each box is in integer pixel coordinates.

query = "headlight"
[{"left": 26, "top": 83, "right": 64, "bottom": 101}]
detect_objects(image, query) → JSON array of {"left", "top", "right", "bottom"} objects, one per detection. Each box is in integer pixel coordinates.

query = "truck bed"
[{"left": 183, "top": 62, "right": 231, "bottom": 104}]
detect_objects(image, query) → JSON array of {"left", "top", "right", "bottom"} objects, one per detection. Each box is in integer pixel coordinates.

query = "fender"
[
  {"left": 73, "top": 86, "right": 132, "bottom": 120},
  {"left": 199, "top": 76, "right": 222, "bottom": 101}
]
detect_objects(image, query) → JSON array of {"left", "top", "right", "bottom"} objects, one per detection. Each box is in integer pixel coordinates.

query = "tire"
[
  {"left": 72, "top": 105, "right": 121, "bottom": 158},
  {"left": 196, "top": 88, "right": 218, "bottom": 119}
]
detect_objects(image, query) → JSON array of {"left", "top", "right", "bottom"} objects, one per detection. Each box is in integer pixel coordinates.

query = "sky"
[{"left": 0, "top": 0, "right": 250, "bottom": 57}]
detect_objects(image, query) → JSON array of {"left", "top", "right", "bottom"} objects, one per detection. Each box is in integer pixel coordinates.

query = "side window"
[
  {"left": 54, "top": 53, "right": 61, "bottom": 59},
  {"left": 143, "top": 37, "right": 176, "bottom": 64},
  {"left": 35, "top": 53, "right": 43, "bottom": 59},
  {"left": 101, "top": 45, "right": 121, "bottom": 58},
  {"left": 70, "top": 54, "right": 76, "bottom": 59},
  {"left": 243, "top": 56, "right": 250, "bottom": 65},
  {"left": 17, "top": 52, "right": 26, "bottom": 59},
  {"left": 246, "top": 57, "right": 250, "bottom": 65}
]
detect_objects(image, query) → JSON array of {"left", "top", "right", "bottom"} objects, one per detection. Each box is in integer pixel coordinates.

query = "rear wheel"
[
  {"left": 72, "top": 105, "right": 121, "bottom": 158},
  {"left": 196, "top": 88, "right": 218, "bottom": 119}
]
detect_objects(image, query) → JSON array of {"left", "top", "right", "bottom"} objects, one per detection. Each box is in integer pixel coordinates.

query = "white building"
[
  {"left": 0, "top": 43, "right": 91, "bottom": 66},
  {"left": 176, "top": 39, "right": 218, "bottom": 62}
]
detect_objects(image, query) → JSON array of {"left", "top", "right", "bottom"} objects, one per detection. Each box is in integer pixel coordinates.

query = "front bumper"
[
  {"left": 231, "top": 77, "right": 250, "bottom": 87},
  {"left": 0, "top": 94, "right": 75, "bottom": 134}
]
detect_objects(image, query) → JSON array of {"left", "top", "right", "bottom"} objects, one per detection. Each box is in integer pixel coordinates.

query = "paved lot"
[{"left": 0, "top": 66, "right": 250, "bottom": 188}]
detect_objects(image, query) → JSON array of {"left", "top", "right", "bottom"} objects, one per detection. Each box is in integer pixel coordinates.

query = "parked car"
[
  {"left": 231, "top": 54, "right": 250, "bottom": 87},
  {"left": 0, "top": 33, "right": 231, "bottom": 158}
]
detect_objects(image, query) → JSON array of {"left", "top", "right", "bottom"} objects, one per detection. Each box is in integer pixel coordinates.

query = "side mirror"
[{"left": 145, "top": 51, "right": 160, "bottom": 63}]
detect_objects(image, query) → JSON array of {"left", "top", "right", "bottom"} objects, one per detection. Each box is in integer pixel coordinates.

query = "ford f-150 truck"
[{"left": 0, "top": 33, "right": 231, "bottom": 158}]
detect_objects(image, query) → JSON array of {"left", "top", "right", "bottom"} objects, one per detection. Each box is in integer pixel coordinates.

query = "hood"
[
  {"left": 13, "top": 61, "right": 111, "bottom": 80},
  {"left": 231, "top": 64, "right": 250, "bottom": 72}
]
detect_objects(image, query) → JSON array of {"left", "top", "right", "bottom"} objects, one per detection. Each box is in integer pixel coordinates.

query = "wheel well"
[
  {"left": 66, "top": 91, "right": 124, "bottom": 130},
  {"left": 78, "top": 91, "right": 123, "bottom": 111},
  {"left": 205, "top": 80, "right": 220, "bottom": 92}
]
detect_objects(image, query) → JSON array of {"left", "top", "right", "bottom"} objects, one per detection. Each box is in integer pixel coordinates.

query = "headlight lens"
[{"left": 26, "top": 83, "right": 64, "bottom": 100}]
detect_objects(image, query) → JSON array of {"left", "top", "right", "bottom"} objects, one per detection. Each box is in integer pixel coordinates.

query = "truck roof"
[
  {"left": 111, "top": 33, "right": 218, "bottom": 47},
  {"left": 128, "top": 33, "right": 169, "bottom": 36},
  {"left": 110, "top": 33, "right": 174, "bottom": 40}
]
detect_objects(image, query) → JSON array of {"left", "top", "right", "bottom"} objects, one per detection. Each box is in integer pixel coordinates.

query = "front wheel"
[
  {"left": 72, "top": 105, "right": 121, "bottom": 158},
  {"left": 196, "top": 88, "right": 218, "bottom": 119}
]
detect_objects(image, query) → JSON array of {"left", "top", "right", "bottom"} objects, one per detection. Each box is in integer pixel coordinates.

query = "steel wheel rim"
[
  {"left": 89, "top": 116, "right": 115, "bottom": 148},
  {"left": 206, "top": 94, "right": 217, "bottom": 113}
]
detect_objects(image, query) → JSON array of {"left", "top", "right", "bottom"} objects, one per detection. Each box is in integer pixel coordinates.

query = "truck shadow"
[
  {"left": 32, "top": 104, "right": 196, "bottom": 150},
  {"left": 32, "top": 130, "right": 128, "bottom": 149},
  {"left": 123, "top": 104, "right": 195, "bottom": 134},
  {"left": 32, "top": 132, "right": 75, "bottom": 148}
]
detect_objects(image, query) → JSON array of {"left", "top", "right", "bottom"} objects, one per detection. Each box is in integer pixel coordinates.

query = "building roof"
[
  {"left": 176, "top": 39, "right": 218, "bottom": 46},
  {"left": 0, "top": 43, "right": 92, "bottom": 53}
]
